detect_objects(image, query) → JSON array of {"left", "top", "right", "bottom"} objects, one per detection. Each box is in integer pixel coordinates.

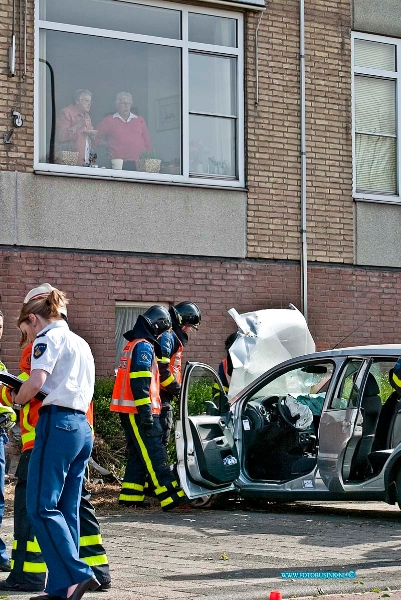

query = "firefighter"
[
  {"left": 0, "top": 285, "right": 111, "bottom": 593},
  {"left": 212, "top": 332, "right": 237, "bottom": 406},
  {"left": 111, "top": 305, "right": 187, "bottom": 510},
  {"left": 157, "top": 302, "right": 201, "bottom": 448}
]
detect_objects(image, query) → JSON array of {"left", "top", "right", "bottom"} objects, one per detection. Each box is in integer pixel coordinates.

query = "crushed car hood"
[{"left": 227, "top": 304, "right": 315, "bottom": 398}]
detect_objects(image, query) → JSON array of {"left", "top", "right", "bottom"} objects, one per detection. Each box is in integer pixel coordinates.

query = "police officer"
[
  {"left": 158, "top": 302, "right": 201, "bottom": 448},
  {"left": 111, "top": 305, "right": 186, "bottom": 510},
  {"left": 13, "top": 287, "right": 99, "bottom": 600},
  {"left": 0, "top": 343, "right": 111, "bottom": 593}
]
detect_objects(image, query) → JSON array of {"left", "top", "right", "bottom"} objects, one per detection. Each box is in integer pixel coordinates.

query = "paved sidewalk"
[{"left": 0, "top": 501, "right": 400, "bottom": 600}]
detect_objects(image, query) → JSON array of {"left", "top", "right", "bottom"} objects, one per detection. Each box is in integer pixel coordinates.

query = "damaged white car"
[{"left": 175, "top": 307, "right": 401, "bottom": 508}]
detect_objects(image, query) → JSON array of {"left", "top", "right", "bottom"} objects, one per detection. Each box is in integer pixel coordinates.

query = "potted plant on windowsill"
[
  {"left": 136, "top": 150, "right": 161, "bottom": 173},
  {"left": 54, "top": 144, "right": 80, "bottom": 166},
  {"left": 164, "top": 158, "right": 180, "bottom": 175}
]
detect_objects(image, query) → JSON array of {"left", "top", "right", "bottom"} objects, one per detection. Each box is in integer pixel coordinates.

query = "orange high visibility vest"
[
  {"left": 111, "top": 338, "right": 161, "bottom": 415},
  {"left": 2, "top": 344, "right": 95, "bottom": 451},
  {"left": 170, "top": 338, "right": 184, "bottom": 385},
  {"left": 221, "top": 358, "right": 231, "bottom": 386}
]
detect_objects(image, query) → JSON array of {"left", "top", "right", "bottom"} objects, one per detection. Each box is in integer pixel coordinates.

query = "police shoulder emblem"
[{"left": 33, "top": 343, "right": 47, "bottom": 359}]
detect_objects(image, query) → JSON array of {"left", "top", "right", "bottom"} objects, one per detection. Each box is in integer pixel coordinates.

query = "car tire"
[{"left": 189, "top": 495, "right": 216, "bottom": 509}]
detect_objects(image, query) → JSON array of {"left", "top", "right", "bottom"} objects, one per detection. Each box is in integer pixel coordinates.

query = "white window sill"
[
  {"left": 34, "top": 164, "right": 247, "bottom": 191},
  {"left": 353, "top": 193, "right": 401, "bottom": 205}
]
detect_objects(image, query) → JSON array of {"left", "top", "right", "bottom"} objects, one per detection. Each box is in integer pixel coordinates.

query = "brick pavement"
[{"left": 0, "top": 501, "right": 400, "bottom": 600}]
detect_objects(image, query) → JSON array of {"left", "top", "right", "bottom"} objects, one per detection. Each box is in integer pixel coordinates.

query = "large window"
[
  {"left": 115, "top": 301, "right": 168, "bottom": 367},
  {"left": 352, "top": 33, "right": 401, "bottom": 201},
  {"left": 35, "top": 0, "right": 244, "bottom": 187}
]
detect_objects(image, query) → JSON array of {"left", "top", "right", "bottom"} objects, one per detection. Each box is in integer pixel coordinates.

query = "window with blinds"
[
  {"left": 353, "top": 35, "right": 399, "bottom": 198},
  {"left": 115, "top": 302, "right": 168, "bottom": 367}
]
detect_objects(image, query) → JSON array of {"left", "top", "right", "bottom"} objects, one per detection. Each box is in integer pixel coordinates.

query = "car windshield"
[{"left": 253, "top": 361, "right": 335, "bottom": 409}]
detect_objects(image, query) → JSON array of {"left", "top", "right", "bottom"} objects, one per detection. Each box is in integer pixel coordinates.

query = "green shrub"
[{"left": 92, "top": 377, "right": 125, "bottom": 475}]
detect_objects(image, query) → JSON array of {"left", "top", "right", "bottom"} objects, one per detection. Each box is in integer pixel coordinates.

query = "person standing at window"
[
  {"left": 111, "top": 306, "right": 187, "bottom": 510},
  {"left": 12, "top": 287, "right": 100, "bottom": 600},
  {"left": 56, "top": 89, "right": 97, "bottom": 166},
  {"left": 96, "top": 91, "right": 151, "bottom": 170}
]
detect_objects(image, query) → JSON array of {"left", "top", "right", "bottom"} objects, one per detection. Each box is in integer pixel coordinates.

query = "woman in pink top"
[
  {"left": 96, "top": 92, "right": 151, "bottom": 170},
  {"left": 56, "top": 90, "right": 97, "bottom": 166}
]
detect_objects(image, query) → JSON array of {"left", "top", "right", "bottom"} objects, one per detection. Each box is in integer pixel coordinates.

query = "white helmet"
[{"left": 24, "top": 283, "right": 68, "bottom": 317}]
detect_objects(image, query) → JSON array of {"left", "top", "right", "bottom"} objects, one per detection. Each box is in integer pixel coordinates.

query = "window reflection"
[
  {"left": 189, "top": 116, "right": 236, "bottom": 177},
  {"left": 40, "top": 0, "right": 181, "bottom": 40},
  {"left": 189, "top": 54, "right": 237, "bottom": 116},
  {"left": 188, "top": 13, "right": 237, "bottom": 47},
  {"left": 39, "top": 31, "right": 181, "bottom": 174}
]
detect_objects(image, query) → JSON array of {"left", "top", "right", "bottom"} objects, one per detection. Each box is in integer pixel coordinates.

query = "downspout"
[{"left": 299, "top": 0, "right": 308, "bottom": 320}]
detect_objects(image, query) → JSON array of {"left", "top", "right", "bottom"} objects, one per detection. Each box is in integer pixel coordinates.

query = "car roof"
[
  {"left": 226, "top": 344, "right": 401, "bottom": 404},
  {"left": 300, "top": 344, "right": 401, "bottom": 361}
]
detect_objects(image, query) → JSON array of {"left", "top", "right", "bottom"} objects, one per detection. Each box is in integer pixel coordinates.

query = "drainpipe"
[{"left": 299, "top": 0, "right": 308, "bottom": 321}]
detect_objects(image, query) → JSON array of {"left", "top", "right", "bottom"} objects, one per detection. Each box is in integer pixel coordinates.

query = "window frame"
[
  {"left": 34, "top": 0, "right": 245, "bottom": 188},
  {"left": 115, "top": 300, "right": 168, "bottom": 366},
  {"left": 352, "top": 31, "right": 401, "bottom": 204}
]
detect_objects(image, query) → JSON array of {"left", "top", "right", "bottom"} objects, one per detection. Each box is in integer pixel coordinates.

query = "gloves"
[
  {"left": 0, "top": 406, "right": 17, "bottom": 430},
  {"left": 138, "top": 410, "right": 154, "bottom": 430}
]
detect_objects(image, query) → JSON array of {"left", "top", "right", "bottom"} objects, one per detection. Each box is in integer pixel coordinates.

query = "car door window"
[
  {"left": 329, "top": 359, "right": 364, "bottom": 409},
  {"left": 252, "top": 361, "right": 335, "bottom": 416},
  {"left": 186, "top": 365, "right": 228, "bottom": 418}
]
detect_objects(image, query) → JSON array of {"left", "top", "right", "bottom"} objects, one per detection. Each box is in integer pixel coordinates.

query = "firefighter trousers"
[
  {"left": 119, "top": 412, "right": 185, "bottom": 510},
  {"left": 5, "top": 449, "right": 111, "bottom": 591}
]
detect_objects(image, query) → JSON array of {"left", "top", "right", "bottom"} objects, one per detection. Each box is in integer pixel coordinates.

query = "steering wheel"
[{"left": 277, "top": 395, "right": 299, "bottom": 430}]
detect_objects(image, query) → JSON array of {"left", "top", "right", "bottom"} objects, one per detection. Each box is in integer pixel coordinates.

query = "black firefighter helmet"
[
  {"left": 143, "top": 305, "right": 172, "bottom": 337},
  {"left": 173, "top": 301, "right": 201, "bottom": 330}
]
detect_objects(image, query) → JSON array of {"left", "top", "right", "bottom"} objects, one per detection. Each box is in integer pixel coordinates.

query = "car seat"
[
  {"left": 369, "top": 390, "right": 401, "bottom": 473},
  {"left": 349, "top": 373, "right": 382, "bottom": 479}
]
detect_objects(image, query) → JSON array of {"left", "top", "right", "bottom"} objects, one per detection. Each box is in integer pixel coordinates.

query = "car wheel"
[{"left": 189, "top": 495, "right": 216, "bottom": 509}]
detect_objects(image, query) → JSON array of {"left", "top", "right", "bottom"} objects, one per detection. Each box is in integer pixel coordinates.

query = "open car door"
[
  {"left": 317, "top": 358, "right": 365, "bottom": 491},
  {"left": 175, "top": 362, "right": 240, "bottom": 500}
]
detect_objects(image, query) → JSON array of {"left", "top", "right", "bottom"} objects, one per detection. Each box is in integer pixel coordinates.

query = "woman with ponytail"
[{"left": 12, "top": 285, "right": 99, "bottom": 600}]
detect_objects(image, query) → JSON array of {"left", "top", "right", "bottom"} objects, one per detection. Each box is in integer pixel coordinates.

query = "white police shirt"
[{"left": 31, "top": 320, "right": 95, "bottom": 412}]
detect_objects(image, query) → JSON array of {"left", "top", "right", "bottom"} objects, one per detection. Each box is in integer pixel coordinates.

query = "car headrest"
[{"left": 363, "top": 373, "right": 380, "bottom": 397}]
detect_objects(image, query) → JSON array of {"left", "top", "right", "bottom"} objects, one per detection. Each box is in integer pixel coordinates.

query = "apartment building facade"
[{"left": 0, "top": 0, "right": 400, "bottom": 375}]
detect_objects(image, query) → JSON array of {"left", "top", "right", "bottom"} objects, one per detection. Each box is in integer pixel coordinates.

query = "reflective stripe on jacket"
[{"left": 111, "top": 338, "right": 161, "bottom": 414}]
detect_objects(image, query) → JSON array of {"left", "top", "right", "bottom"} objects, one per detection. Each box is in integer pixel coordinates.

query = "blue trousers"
[
  {"left": 0, "top": 435, "right": 9, "bottom": 565},
  {"left": 26, "top": 407, "right": 94, "bottom": 597}
]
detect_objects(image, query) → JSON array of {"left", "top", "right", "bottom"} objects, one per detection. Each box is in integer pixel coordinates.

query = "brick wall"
[
  {"left": 0, "top": 0, "right": 356, "bottom": 265},
  {"left": 0, "top": 248, "right": 399, "bottom": 378},
  {"left": 0, "top": 0, "right": 34, "bottom": 171},
  {"left": 246, "top": 0, "right": 354, "bottom": 263}
]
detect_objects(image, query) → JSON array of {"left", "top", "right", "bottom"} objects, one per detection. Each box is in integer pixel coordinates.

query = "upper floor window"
[
  {"left": 352, "top": 33, "right": 400, "bottom": 201},
  {"left": 35, "top": 0, "right": 244, "bottom": 188}
]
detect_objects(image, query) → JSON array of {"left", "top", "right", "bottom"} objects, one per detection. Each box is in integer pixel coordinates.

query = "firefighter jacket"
[
  {"left": 1, "top": 344, "right": 94, "bottom": 451},
  {"left": 158, "top": 330, "right": 183, "bottom": 403},
  {"left": 212, "top": 357, "right": 232, "bottom": 403},
  {"left": 111, "top": 338, "right": 161, "bottom": 415}
]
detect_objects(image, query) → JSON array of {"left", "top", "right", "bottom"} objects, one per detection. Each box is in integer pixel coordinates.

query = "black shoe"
[
  {"left": 89, "top": 580, "right": 112, "bottom": 592},
  {"left": 0, "top": 560, "right": 11, "bottom": 572},
  {"left": 67, "top": 577, "right": 100, "bottom": 600},
  {"left": 0, "top": 580, "right": 44, "bottom": 592},
  {"left": 119, "top": 500, "right": 151, "bottom": 508},
  {"left": 162, "top": 496, "right": 189, "bottom": 512}
]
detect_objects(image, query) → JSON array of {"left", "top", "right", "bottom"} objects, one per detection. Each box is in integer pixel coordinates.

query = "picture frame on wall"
[{"left": 156, "top": 95, "right": 180, "bottom": 131}]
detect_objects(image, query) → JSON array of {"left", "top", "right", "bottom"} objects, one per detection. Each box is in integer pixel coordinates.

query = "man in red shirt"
[
  {"left": 96, "top": 91, "right": 151, "bottom": 170},
  {"left": 56, "top": 89, "right": 97, "bottom": 166}
]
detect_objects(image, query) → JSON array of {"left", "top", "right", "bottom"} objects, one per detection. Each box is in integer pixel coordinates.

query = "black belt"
[{"left": 39, "top": 405, "right": 85, "bottom": 416}]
